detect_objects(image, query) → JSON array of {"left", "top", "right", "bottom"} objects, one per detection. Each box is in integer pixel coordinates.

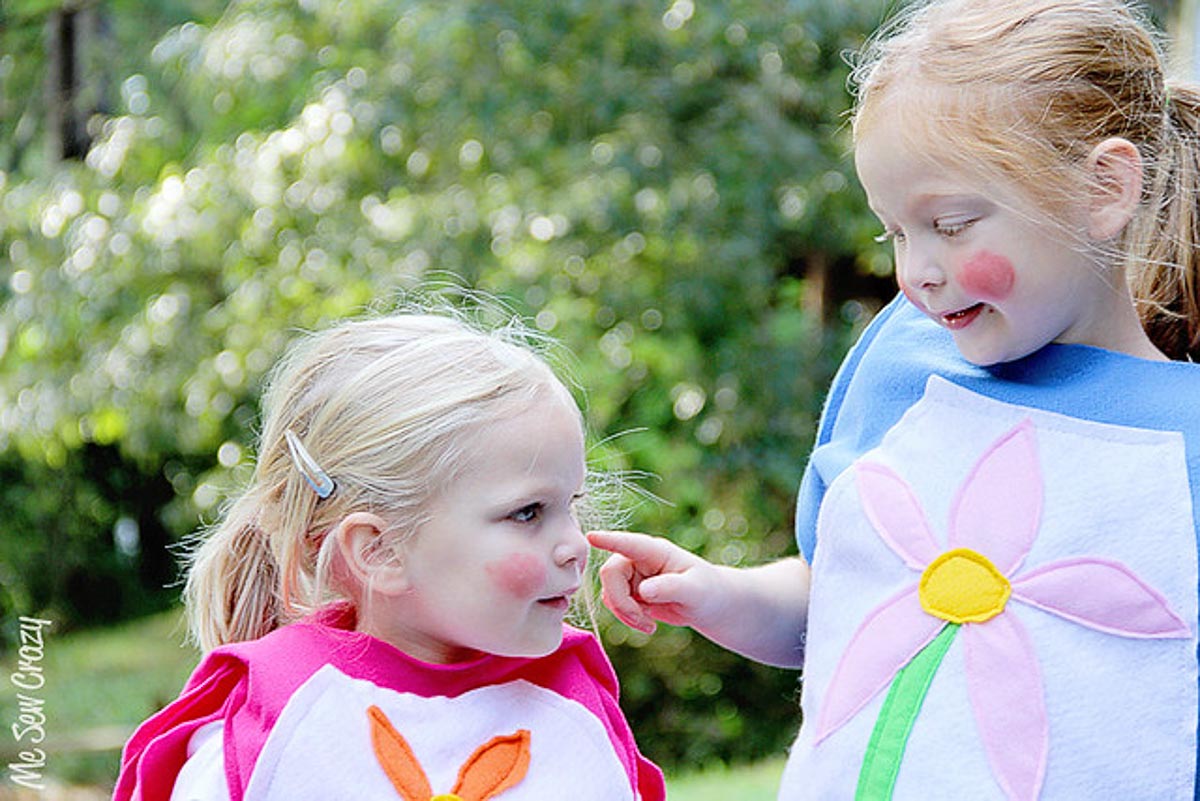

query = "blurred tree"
[
  {"left": 0, "top": 0, "right": 894, "bottom": 767},
  {"left": 2, "top": 0, "right": 230, "bottom": 169}
]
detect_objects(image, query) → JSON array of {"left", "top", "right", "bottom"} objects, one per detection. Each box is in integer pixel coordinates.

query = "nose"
[
  {"left": 553, "top": 519, "right": 588, "bottom": 570},
  {"left": 896, "top": 245, "right": 946, "bottom": 295}
]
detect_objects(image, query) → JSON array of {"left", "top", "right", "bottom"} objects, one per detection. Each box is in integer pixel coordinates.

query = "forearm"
[{"left": 692, "top": 557, "right": 810, "bottom": 669}]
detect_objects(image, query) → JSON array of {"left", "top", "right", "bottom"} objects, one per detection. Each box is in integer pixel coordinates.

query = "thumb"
[{"left": 638, "top": 572, "right": 699, "bottom": 607}]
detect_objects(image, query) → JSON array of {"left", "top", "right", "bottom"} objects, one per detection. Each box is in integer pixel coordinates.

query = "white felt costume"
[{"left": 780, "top": 296, "right": 1200, "bottom": 800}]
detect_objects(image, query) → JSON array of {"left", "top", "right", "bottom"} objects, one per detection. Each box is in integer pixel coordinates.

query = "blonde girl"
[
  {"left": 590, "top": 1, "right": 1200, "bottom": 798},
  {"left": 115, "top": 309, "right": 665, "bottom": 801}
]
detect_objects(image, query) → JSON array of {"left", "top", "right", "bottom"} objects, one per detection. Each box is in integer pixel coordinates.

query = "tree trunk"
[{"left": 45, "top": 4, "right": 97, "bottom": 161}]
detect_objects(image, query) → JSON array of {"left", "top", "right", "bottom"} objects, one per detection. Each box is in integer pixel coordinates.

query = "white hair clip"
[{"left": 284, "top": 430, "right": 336, "bottom": 499}]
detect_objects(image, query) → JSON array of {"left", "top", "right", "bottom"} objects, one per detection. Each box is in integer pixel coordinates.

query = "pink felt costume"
[{"left": 114, "top": 604, "right": 664, "bottom": 801}]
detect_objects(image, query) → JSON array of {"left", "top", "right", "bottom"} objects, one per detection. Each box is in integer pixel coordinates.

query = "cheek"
[
  {"left": 899, "top": 283, "right": 927, "bottom": 312},
  {"left": 957, "top": 251, "right": 1016, "bottom": 301},
  {"left": 485, "top": 553, "right": 546, "bottom": 598}
]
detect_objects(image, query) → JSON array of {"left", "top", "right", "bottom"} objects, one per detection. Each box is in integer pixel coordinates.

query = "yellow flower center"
[
  {"left": 918, "top": 548, "right": 1010, "bottom": 624},
  {"left": 432, "top": 795, "right": 463, "bottom": 801}
]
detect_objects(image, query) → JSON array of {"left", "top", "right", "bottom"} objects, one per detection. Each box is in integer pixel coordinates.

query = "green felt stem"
[{"left": 855, "top": 623, "right": 959, "bottom": 801}]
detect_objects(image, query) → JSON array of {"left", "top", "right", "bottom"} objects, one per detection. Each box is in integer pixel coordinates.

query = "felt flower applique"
[{"left": 816, "top": 419, "right": 1190, "bottom": 801}]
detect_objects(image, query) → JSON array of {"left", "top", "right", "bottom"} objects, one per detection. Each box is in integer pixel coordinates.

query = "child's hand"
[
  {"left": 587, "top": 530, "right": 719, "bottom": 634},
  {"left": 590, "top": 531, "right": 810, "bottom": 667}
]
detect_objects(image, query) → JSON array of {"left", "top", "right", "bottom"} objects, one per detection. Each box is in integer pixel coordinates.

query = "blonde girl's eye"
[{"left": 510, "top": 503, "right": 543, "bottom": 524}]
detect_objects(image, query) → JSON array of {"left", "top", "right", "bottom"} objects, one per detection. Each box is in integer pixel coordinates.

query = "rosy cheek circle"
[
  {"left": 486, "top": 553, "right": 546, "bottom": 598},
  {"left": 957, "top": 251, "right": 1015, "bottom": 301}
]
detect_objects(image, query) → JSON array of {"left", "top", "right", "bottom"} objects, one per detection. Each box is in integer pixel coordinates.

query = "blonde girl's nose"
[{"left": 554, "top": 522, "right": 588, "bottom": 568}]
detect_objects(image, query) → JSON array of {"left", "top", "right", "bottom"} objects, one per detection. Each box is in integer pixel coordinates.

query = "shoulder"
[
  {"left": 166, "top": 721, "right": 230, "bottom": 801},
  {"left": 810, "top": 296, "right": 970, "bottom": 471},
  {"left": 817, "top": 295, "right": 968, "bottom": 444},
  {"left": 113, "top": 648, "right": 248, "bottom": 801},
  {"left": 551, "top": 626, "right": 667, "bottom": 801},
  {"left": 988, "top": 344, "right": 1200, "bottom": 436}
]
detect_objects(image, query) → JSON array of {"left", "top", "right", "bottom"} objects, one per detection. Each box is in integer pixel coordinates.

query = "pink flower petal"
[
  {"left": 1011, "top": 558, "right": 1191, "bottom": 639},
  {"left": 856, "top": 462, "right": 942, "bottom": 569},
  {"left": 962, "top": 614, "right": 1048, "bottom": 801},
  {"left": 814, "top": 585, "right": 945, "bottom": 743},
  {"left": 949, "top": 419, "right": 1041, "bottom": 573}
]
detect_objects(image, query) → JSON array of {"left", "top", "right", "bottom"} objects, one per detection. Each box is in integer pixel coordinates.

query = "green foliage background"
[{"left": 0, "top": 0, "right": 895, "bottom": 770}]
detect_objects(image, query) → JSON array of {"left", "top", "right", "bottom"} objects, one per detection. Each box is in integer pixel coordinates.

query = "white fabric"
[
  {"left": 169, "top": 721, "right": 230, "bottom": 801},
  {"left": 781, "top": 377, "right": 1198, "bottom": 800},
  {"left": 242, "top": 665, "right": 634, "bottom": 800}
]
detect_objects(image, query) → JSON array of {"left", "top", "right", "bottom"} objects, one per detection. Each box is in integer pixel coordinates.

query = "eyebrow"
[
  {"left": 486, "top": 478, "right": 584, "bottom": 506},
  {"left": 877, "top": 193, "right": 991, "bottom": 224}
]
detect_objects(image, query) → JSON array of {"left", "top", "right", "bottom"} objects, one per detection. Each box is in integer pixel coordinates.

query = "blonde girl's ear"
[
  {"left": 1086, "top": 137, "right": 1143, "bottom": 241},
  {"left": 334, "top": 512, "right": 409, "bottom": 595}
]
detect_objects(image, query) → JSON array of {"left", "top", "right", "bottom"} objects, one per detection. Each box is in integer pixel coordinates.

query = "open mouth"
[{"left": 940, "top": 303, "right": 985, "bottom": 330}]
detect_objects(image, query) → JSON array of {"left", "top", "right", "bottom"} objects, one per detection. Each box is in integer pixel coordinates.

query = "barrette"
[{"left": 284, "top": 429, "right": 336, "bottom": 499}]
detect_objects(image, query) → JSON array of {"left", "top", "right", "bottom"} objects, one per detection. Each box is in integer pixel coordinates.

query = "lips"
[
  {"left": 537, "top": 587, "right": 578, "bottom": 610},
  {"left": 939, "top": 303, "right": 985, "bottom": 330}
]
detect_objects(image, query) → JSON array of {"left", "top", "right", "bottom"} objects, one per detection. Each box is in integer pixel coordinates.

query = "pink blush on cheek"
[
  {"left": 958, "top": 251, "right": 1015, "bottom": 301},
  {"left": 486, "top": 553, "right": 546, "bottom": 598}
]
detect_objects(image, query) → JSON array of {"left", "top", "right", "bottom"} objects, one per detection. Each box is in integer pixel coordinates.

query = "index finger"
[{"left": 587, "top": 530, "right": 675, "bottom": 574}]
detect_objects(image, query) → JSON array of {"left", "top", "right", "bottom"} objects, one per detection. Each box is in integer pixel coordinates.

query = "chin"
[
  {"left": 527, "top": 630, "right": 565, "bottom": 658},
  {"left": 959, "top": 351, "right": 1006, "bottom": 367},
  {"left": 950, "top": 341, "right": 997, "bottom": 366},
  {"left": 494, "top": 630, "right": 564, "bottom": 660},
  {"left": 951, "top": 335, "right": 1030, "bottom": 367}
]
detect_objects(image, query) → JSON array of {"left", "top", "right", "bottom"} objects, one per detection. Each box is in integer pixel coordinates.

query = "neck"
[{"left": 1069, "top": 275, "right": 1167, "bottom": 361}]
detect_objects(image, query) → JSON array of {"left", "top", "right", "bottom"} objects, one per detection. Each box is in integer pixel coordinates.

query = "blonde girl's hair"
[
  {"left": 850, "top": 0, "right": 1200, "bottom": 361},
  {"left": 183, "top": 308, "right": 581, "bottom": 652}
]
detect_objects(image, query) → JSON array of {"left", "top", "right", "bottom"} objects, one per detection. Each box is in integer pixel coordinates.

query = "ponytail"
[
  {"left": 183, "top": 435, "right": 339, "bottom": 652},
  {"left": 183, "top": 492, "right": 283, "bottom": 652},
  {"left": 1128, "top": 80, "right": 1200, "bottom": 362}
]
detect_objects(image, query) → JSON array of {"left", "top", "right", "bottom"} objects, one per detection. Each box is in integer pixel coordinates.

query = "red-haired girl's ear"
[{"left": 1086, "top": 137, "right": 1143, "bottom": 241}]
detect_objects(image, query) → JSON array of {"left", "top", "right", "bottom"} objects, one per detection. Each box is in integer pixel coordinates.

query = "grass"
[
  {"left": 0, "top": 610, "right": 786, "bottom": 798},
  {"left": 0, "top": 609, "right": 199, "bottom": 788},
  {"left": 666, "top": 757, "right": 786, "bottom": 800}
]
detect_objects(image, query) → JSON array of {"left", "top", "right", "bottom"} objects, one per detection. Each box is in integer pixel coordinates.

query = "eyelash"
[
  {"left": 874, "top": 218, "right": 975, "bottom": 245},
  {"left": 510, "top": 503, "right": 543, "bottom": 524},
  {"left": 508, "top": 494, "right": 586, "bottom": 524},
  {"left": 935, "top": 219, "right": 975, "bottom": 237}
]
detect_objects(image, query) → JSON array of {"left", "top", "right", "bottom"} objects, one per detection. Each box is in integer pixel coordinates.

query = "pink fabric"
[
  {"left": 856, "top": 463, "right": 942, "bottom": 569},
  {"left": 962, "top": 612, "right": 1047, "bottom": 801},
  {"left": 813, "top": 585, "right": 944, "bottom": 743},
  {"left": 948, "top": 419, "right": 1040, "bottom": 574},
  {"left": 1011, "top": 558, "right": 1191, "bottom": 638},
  {"left": 113, "top": 605, "right": 664, "bottom": 801}
]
